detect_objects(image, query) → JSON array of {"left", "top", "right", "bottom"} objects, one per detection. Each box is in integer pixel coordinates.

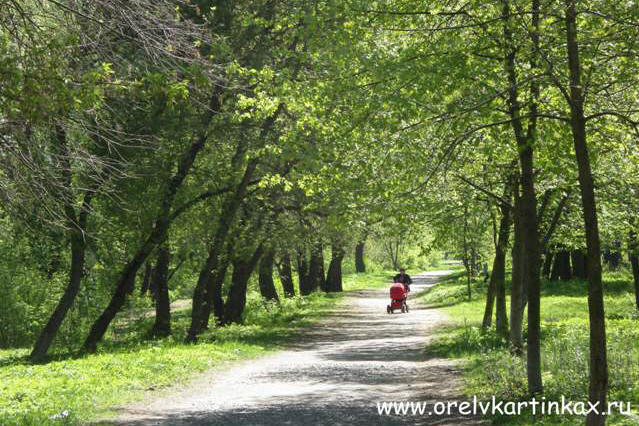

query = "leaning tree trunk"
[
  {"left": 483, "top": 184, "right": 512, "bottom": 330},
  {"left": 481, "top": 277, "right": 497, "bottom": 329},
  {"left": 140, "top": 261, "right": 153, "bottom": 297},
  {"left": 355, "top": 240, "right": 366, "bottom": 273},
  {"left": 542, "top": 250, "right": 554, "bottom": 279},
  {"left": 150, "top": 243, "right": 171, "bottom": 337},
  {"left": 222, "top": 245, "right": 264, "bottom": 325},
  {"left": 258, "top": 250, "right": 279, "bottom": 302},
  {"left": 206, "top": 237, "right": 236, "bottom": 327},
  {"left": 82, "top": 101, "right": 216, "bottom": 353},
  {"left": 31, "top": 131, "right": 95, "bottom": 361},
  {"left": 325, "top": 244, "right": 345, "bottom": 293},
  {"left": 540, "top": 191, "right": 570, "bottom": 281},
  {"left": 565, "top": 1, "right": 608, "bottom": 422},
  {"left": 187, "top": 158, "right": 258, "bottom": 342},
  {"left": 276, "top": 253, "right": 295, "bottom": 298},
  {"left": 31, "top": 228, "right": 87, "bottom": 362}
]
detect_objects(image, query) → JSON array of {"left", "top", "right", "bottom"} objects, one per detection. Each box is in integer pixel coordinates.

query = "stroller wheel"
[{"left": 387, "top": 305, "right": 391, "bottom": 314}]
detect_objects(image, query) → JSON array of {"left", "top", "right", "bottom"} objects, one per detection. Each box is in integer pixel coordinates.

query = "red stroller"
[{"left": 387, "top": 282, "right": 409, "bottom": 314}]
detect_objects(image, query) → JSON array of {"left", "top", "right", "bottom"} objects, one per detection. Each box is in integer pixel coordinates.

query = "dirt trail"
[{"left": 111, "top": 271, "right": 485, "bottom": 425}]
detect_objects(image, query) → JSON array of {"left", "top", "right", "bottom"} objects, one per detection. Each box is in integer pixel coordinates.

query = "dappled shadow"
[{"left": 108, "top": 271, "right": 487, "bottom": 425}]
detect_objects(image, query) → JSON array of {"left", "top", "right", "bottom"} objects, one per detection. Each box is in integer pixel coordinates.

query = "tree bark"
[
  {"left": 140, "top": 261, "right": 153, "bottom": 297},
  {"left": 510, "top": 180, "right": 524, "bottom": 353},
  {"left": 82, "top": 91, "right": 219, "bottom": 353},
  {"left": 550, "top": 248, "right": 572, "bottom": 281},
  {"left": 629, "top": 231, "right": 639, "bottom": 310},
  {"left": 222, "top": 244, "right": 264, "bottom": 325},
  {"left": 150, "top": 243, "right": 171, "bottom": 337},
  {"left": 325, "top": 243, "right": 345, "bottom": 292},
  {"left": 481, "top": 277, "right": 496, "bottom": 329},
  {"left": 258, "top": 250, "right": 279, "bottom": 302},
  {"left": 571, "top": 249, "right": 587, "bottom": 279},
  {"left": 355, "top": 240, "right": 366, "bottom": 273},
  {"left": 501, "top": 0, "right": 542, "bottom": 393},
  {"left": 30, "top": 227, "right": 87, "bottom": 362},
  {"left": 297, "top": 250, "right": 312, "bottom": 296},
  {"left": 494, "top": 198, "right": 512, "bottom": 338},
  {"left": 483, "top": 183, "right": 512, "bottom": 330},
  {"left": 276, "top": 253, "right": 295, "bottom": 298},
  {"left": 542, "top": 250, "right": 554, "bottom": 279},
  {"left": 539, "top": 192, "right": 570, "bottom": 280},
  {"left": 603, "top": 243, "right": 621, "bottom": 270},
  {"left": 564, "top": 1, "right": 608, "bottom": 422},
  {"left": 209, "top": 256, "right": 231, "bottom": 327},
  {"left": 31, "top": 126, "right": 94, "bottom": 361},
  {"left": 308, "top": 242, "right": 325, "bottom": 293},
  {"left": 187, "top": 158, "right": 258, "bottom": 342}
]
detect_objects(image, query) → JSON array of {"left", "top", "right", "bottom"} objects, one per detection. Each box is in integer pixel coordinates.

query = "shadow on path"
[{"left": 107, "top": 271, "right": 486, "bottom": 426}]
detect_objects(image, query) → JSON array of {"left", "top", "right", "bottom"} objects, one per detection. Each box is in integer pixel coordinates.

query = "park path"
[{"left": 112, "top": 271, "right": 485, "bottom": 425}]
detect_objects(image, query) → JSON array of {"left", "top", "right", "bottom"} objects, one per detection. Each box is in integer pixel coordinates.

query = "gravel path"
[{"left": 111, "top": 271, "right": 485, "bottom": 425}]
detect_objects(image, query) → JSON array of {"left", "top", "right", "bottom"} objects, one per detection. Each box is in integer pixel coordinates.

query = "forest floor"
[{"left": 107, "top": 271, "right": 485, "bottom": 425}]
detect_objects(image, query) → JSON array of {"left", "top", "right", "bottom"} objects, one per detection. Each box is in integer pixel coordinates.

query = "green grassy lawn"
[
  {"left": 420, "top": 270, "right": 639, "bottom": 425},
  {"left": 0, "top": 271, "right": 391, "bottom": 426}
]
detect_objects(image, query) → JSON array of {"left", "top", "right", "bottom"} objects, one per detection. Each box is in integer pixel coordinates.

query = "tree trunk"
[
  {"left": 150, "top": 243, "right": 171, "bottom": 337},
  {"left": 31, "top": 230, "right": 87, "bottom": 362},
  {"left": 501, "top": 0, "right": 542, "bottom": 393},
  {"left": 539, "top": 192, "right": 570, "bottom": 272},
  {"left": 483, "top": 183, "right": 512, "bottom": 331},
  {"left": 187, "top": 158, "right": 258, "bottom": 342},
  {"left": 550, "top": 249, "right": 572, "bottom": 281},
  {"left": 140, "top": 261, "right": 153, "bottom": 297},
  {"left": 629, "top": 231, "right": 639, "bottom": 311},
  {"left": 494, "top": 198, "right": 512, "bottom": 338},
  {"left": 209, "top": 257, "right": 231, "bottom": 326},
  {"left": 82, "top": 95, "right": 216, "bottom": 352},
  {"left": 308, "top": 242, "right": 325, "bottom": 293},
  {"left": 571, "top": 249, "right": 587, "bottom": 279},
  {"left": 325, "top": 243, "right": 345, "bottom": 292},
  {"left": 222, "top": 245, "right": 264, "bottom": 325},
  {"left": 564, "top": 1, "right": 608, "bottom": 422},
  {"left": 463, "top": 204, "right": 472, "bottom": 300},
  {"left": 542, "top": 250, "right": 554, "bottom": 279},
  {"left": 276, "top": 253, "right": 295, "bottom": 298},
  {"left": 510, "top": 182, "right": 524, "bottom": 353},
  {"left": 258, "top": 250, "right": 279, "bottom": 302},
  {"left": 603, "top": 243, "right": 621, "bottom": 270},
  {"left": 297, "top": 251, "right": 312, "bottom": 296},
  {"left": 31, "top": 129, "right": 94, "bottom": 361},
  {"left": 481, "top": 278, "right": 496, "bottom": 329},
  {"left": 355, "top": 240, "right": 366, "bottom": 273}
]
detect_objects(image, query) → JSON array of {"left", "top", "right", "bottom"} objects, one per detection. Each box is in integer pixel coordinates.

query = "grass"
[
  {"left": 419, "top": 269, "right": 639, "bottom": 425},
  {"left": 0, "top": 271, "right": 391, "bottom": 425}
]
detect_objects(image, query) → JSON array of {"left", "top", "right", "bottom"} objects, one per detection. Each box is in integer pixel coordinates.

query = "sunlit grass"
[
  {"left": 420, "top": 269, "right": 639, "bottom": 425},
  {"left": 0, "top": 271, "right": 389, "bottom": 425}
]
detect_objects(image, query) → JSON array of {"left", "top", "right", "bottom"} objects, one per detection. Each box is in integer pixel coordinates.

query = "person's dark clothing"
[
  {"left": 394, "top": 273, "right": 412, "bottom": 284},
  {"left": 394, "top": 273, "right": 412, "bottom": 292}
]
